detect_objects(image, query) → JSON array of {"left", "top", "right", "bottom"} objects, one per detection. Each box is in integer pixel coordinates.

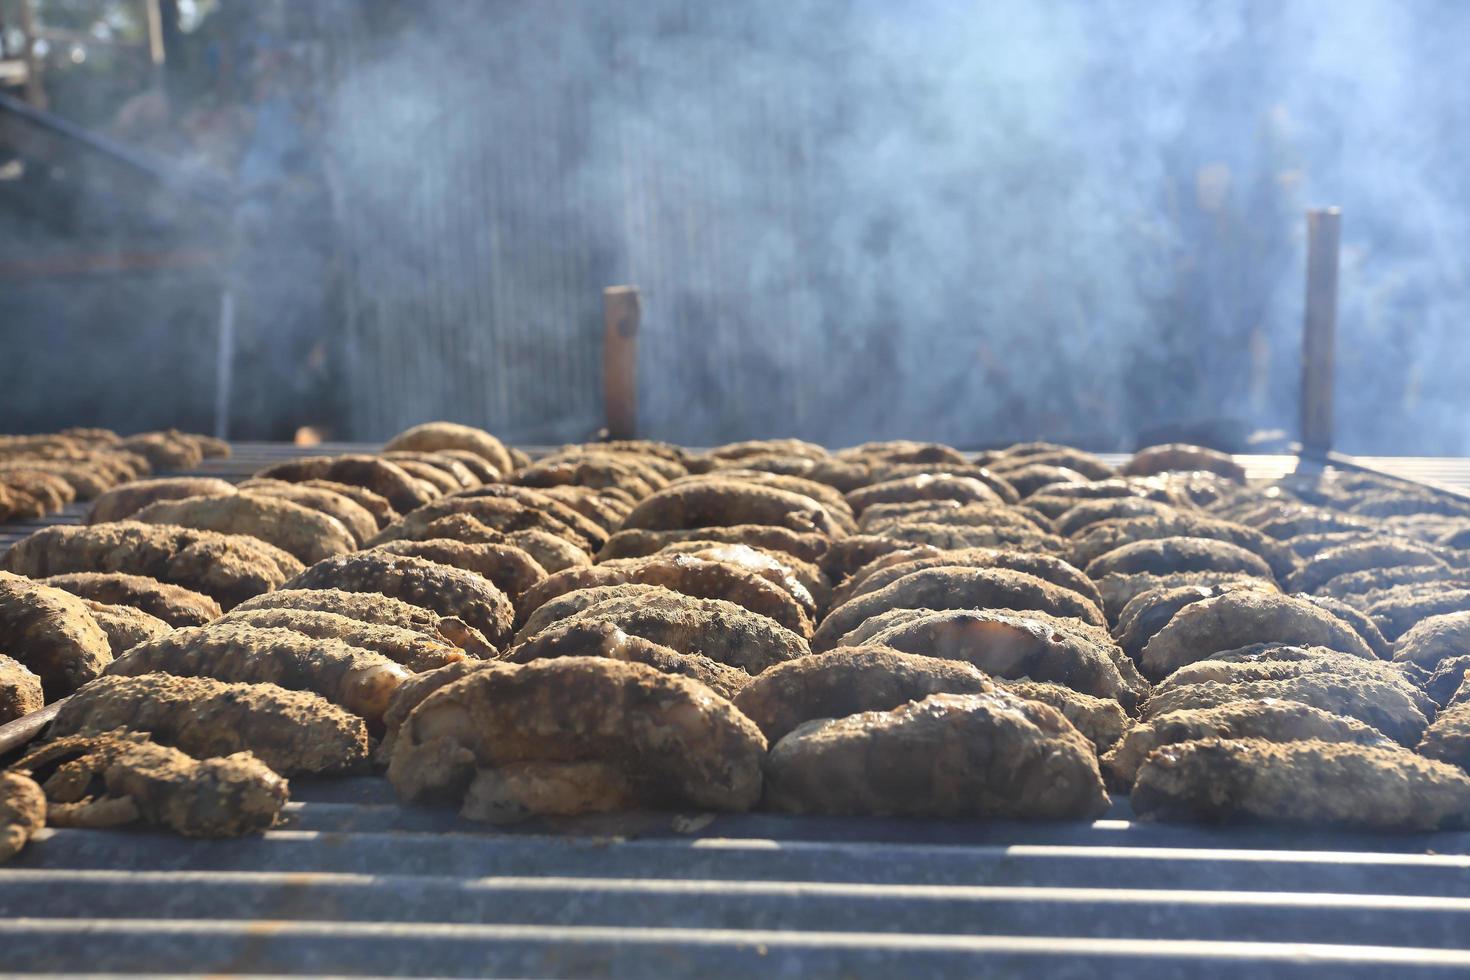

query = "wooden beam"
[
  {"left": 603, "top": 285, "right": 641, "bottom": 440},
  {"left": 1300, "top": 207, "right": 1341, "bottom": 455}
]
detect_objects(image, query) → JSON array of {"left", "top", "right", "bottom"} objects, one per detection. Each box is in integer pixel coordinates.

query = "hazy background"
[{"left": 1, "top": 0, "right": 1466, "bottom": 452}]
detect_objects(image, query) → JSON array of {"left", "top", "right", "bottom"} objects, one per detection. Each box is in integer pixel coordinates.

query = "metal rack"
[{"left": 5, "top": 446, "right": 1470, "bottom": 976}]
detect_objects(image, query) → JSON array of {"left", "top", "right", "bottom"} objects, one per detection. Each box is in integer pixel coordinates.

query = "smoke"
[{"left": 320, "top": 0, "right": 1470, "bottom": 452}]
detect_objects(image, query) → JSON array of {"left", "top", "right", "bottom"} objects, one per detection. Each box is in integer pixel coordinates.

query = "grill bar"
[{"left": 5, "top": 444, "right": 1470, "bottom": 975}]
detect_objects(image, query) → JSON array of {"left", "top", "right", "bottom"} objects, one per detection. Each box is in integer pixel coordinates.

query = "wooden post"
[
  {"left": 16, "top": 0, "right": 46, "bottom": 110},
  {"left": 603, "top": 286, "right": 640, "bottom": 439},
  {"left": 1300, "top": 207, "right": 1341, "bottom": 456}
]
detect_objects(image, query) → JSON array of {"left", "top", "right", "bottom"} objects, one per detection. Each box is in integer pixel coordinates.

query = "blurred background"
[{"left": 0, "top": 0, "right": 1465, "bottom": 452}]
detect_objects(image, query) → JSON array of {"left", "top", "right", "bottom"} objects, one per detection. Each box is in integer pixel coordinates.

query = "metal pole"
[
  {"left": 1299, "top": 207, "right": 1341, "bottom": 457},
  {"left": 214, "top": 287, "right": 236, "bottom": 440}
]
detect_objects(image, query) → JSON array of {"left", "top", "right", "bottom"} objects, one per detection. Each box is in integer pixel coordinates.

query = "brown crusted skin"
[
  {"left": 281, "top": 553, "right": 515, "bottom": 650},
  {"left": 834, "top": 548, "right": 1102, "bottom": 612},
  {"left": 390, "top": 459, "right": 457, "bottom": 495},
  {"left": 1055, "top": 498, "right": 1181, "bottom": 538},
  {"left": 369, "top": 496, "right": 596, "bottom": 554},
  {"left": 845, "top": 472, "right": 1020, "bottom": 513},
  {"left": 255, "top": 455, "right": 433, "bottom": 515},
  {"left": 50, "top": 674, "right": 370, "bottom": 776},
  {"left": 81, "top": 599, "right": 171, "bottom": 655},
  {"left": 1395, "top": 611, "right": 1470, "bottom": 669},
  {"left": 765, "top": 691, "right": 1110, "bottom": 819},
  {"left": 0, "top": 481, "right": 43, "bottom": 519},
  {"left": 732, "top": 646, "right": 992, "bottom": 741},
  {"left": 2, "top": 469, "right": 73, "bottom": 510},
  {"left": 1121, "top": 444, "right": 1245, "bottom": 481},
  {"left": 1319, "top": 565, "right": 1470, "bottom": 601},
  {"left": 1114, "top": 583, "right": 1268, "bottom": 659},
  {"left": 1419, "top": 703, "right": 1470, "bottom": 771},
  {"left": 599, "top": 525, "right": 830, "bottom": 565},
  {"left": 622, "top": 482, "right": 840, "bottom": 537},
  {"left": 674, "top": 471, "right": 856, "bottom": 533},
  {"left": 186, "top": 433, "right": 230, "bottom": 459},
  {"left": 862, "top": 463, "right": 1026, "bottom": 496},
  {"left": 436, "top": 486, "right": 610, "bottom": 550},
  {"left": 88, "top": 477, "right": 237, "bottom": 524},
  {"left": 2, "top": 522, "right": 303, "bottom": 610},
  {"left": 118, "top": 431, "right": 204, "bottom": 470},
  {"left": 1140, "top": 590, "right": 1376, "bottom": 680},
  {"left": 376, "top": 661, "right": 492, "bottom": 763},
  {"left": 1069, "top": 515, "right": 1296, "bottom": 580},
  {"left": 652, "top": 542, "right": 823, "bottom": 616},
  {"left": 1284, "top": 531, "right": 1381, "bottom": 560},
  {"left": 837, "top": 440, "right": 969, "bottom": 466},
  {"left": 237, "top": 480, "right": 380, "bottom": 547},
  {"left": 435, "top": 450, "right": 503, "bottom": 485},
  {"left": 1296, "top": 593, "right": 1394, "bottom": 659},
  {"left": 1084, "top": 536, "right": 1276, "bottom": 583},
  {"left": 1425, "top": 656, "right": 1470, "bottom": 707},
  {"left": 881, "top": 521, "right": 1069, "bottom": 556},
  {"left": 532, "top": 446, "right": 670, "bottom": 484},
  {"left": 851, "top": 608, "right": 1142, "bottom": 709},
  {"left": 506, "top": 620, "right": 750, "bottom": 701},
  {"left": 384, "top": 422, "right": 513, "bottom": 477},
  {"left": 0, "top": 572, "right": 113, "bottom": 698},
  {"left": 854, "top": 604, "right": 1152, "bottom": 708},
  {"left": 1141, "top": 674, "right": 1428, "bottom": 747},
  {"left": 1288, "top": 540, "right": 1449, "bottom": 594},
  {"left": 1369, "top": 588, "right": 1470, "bottom": 641},
  {"left": 371, "top": 539, "right": 546, "bottom": 601},
  {"left": 533, "top": 587, "right": 810, "bottom": 675},
  {"left": 0, "top": 771, "right": 46, "bottom": 863},
  {"left": 559, "top": 441, "right": 691, "bottom": 475},
  {"left": 1097, "top": 571, "right": 1277, "bottom": 624},
  {"left": 858, "top": 500, "right": 1048, "bottom": 536},
  {"left": 519, "top": 555, "right": 813, "bottom": 637},
  {"left": 1153, "top": 645, "right": 1430, "bottom": 712},
  {"left": 1103, "top": 699, "right": 1390, "bottom": 789},
  {"left": 992, "top": 445, "right": 1116, "bottom": 480},
  {"left": 708, "top": 438, "right": 829, "bottom": 463},
  {"left": 1028, "top": 478, "right": 1183, "bottom": 514},
  {"left": 382, "top": 451, "right": 480, "bottom": 489},
  {"left": 232, "top": 588, "right": 494, "bottom": 657},
  {"left": 299, "top": 480, "right": 399, "bottom": 530},
  {"left": 390, "top": 514, "right": 589, "bottom": 575},
  {"left": 106, "top": 624, "right": 411, "bottom": 727},
  {"left": 131, "top": 493, "right": 357, "bottom": 565},
  {"left": 995, "top": 679, "right": 1129, "bottom": 755},
  {"left": 533, "top": 485, "right": 632, "bottom": 533},
  {"left": 814, "top": 566, "right": 1107, "bottom": 651},
  {"left": 516, "top": 584, "right": 671, "bottom": 642},
  {"left": 0, "top": 654, "right": 44, "bottom": 724},
  {"left": 990, "top": 463, "right": 1087, "bottom": 497},
  {"left": 41, "top": 572, "right": 222, "bottom": 628},
  {"left": 1253, "top": 509, "right": 1375, "bottom": 540},
  {"left": 15, "top": 730, "right": 286, "bottom": 837},
  {"left": 1132, "top": 737, "right": 1470, "bottom": 831},
  {"left": 0, "top": 460, "right": 111, "bottom": 499},
  {"left": 216, "top": 608, "right": 468, "bottom": 673},
  {"left": 517, "top": 455, "right": 658, "bottom": 501},
  {"left": 387, "top": 658, "right": 767, "bottom": 821}
]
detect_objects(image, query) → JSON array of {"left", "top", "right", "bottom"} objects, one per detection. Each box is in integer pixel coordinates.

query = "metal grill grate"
[{"left": 5, "top": 448, "right": 1470, "bottom": 975}]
